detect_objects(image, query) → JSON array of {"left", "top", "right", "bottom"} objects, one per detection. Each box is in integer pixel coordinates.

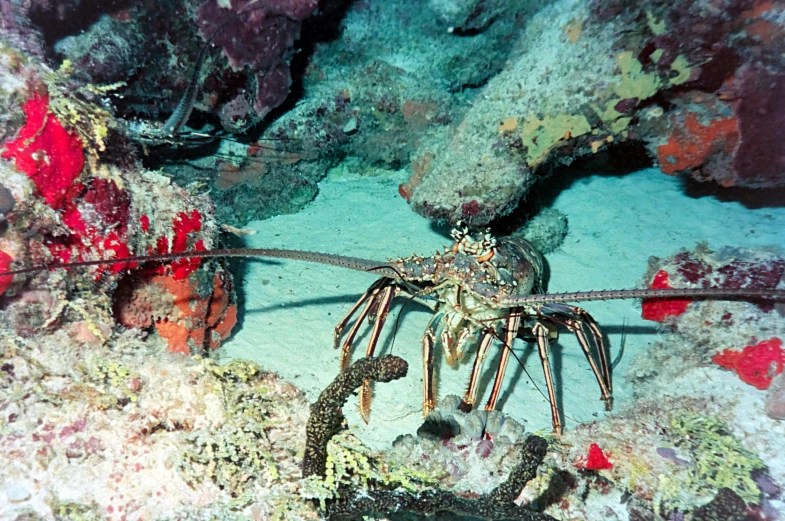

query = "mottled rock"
[
  {"left": 765, "top": 372, "right": 785, "bottom": 420},
  {"left": 0, "top": 182, "right": 15, "bottom": 216}
]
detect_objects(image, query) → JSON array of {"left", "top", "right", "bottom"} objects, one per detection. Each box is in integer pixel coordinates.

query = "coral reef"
[
  {"left": 2, "top": 1, "right": 784, "bottom": 520},
  {"left": 632, "top": 245, "right": 785, "bottom": 406},
  {"left": 0, "top": 23, "right": 234, "bottom": 353},
  {"left": 0, "top": 335, "right": 551, "bottom": 521},
  {"left": 641, "top": 244, "right": 785, "bottom": 324},
  {"left": 53, "top": 14, "right": 145, "bottom": 85},
  {"left": 322, "top": 436, "right": 553, "bottom": 521},
  {"left": 28, "top": 0, "right": 322, "bottom": 134},
  {"left": 508, "top": 394, "right": 772, "bottom": 519},
  {"left": 173, "top": 0, "right": 539, "bottom": 225},
  {"left": 6, "top": 0, "right": 784, "bottom": 229},
  {"left": 386, "top": 396, "right": 529, "bottom": 497},
  {"left": 0, "top": 328, "right": 317, "bottom": 520}
]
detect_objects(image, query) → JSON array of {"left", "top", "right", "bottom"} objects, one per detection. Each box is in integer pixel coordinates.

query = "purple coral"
[{"left": 195, "top": 0, "right": 318, "bottom": 118}]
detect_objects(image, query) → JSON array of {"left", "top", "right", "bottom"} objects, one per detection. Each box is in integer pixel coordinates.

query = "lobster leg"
[
  {"left": 538, "top": 303, "right": 612, "bottom": 399},
  {"left": 484, "top": 310, "right": 522, "bottom": 412},
  {"left": 337, "top": 278, "right": 393, "bottom": 371},
  {"left": 421, "top": 313, "right": 443, "bottom": 415},
  {"left": 333, "top": 278, "right": 390, "bottom": 349},
  {"left": 563, "top": 317, "right": 613, "bottom": 407},
  {"left": 459, "top": 330, "right": 496, "bottom": 412},
  {"left": 363, "top": 285, "right": 397, "bottom": 358},
  {"left": 576, "top": 308, "right": 612, "bottom": 393},
  {"left": 358, "top": 284, "right": 398, "bottom": 423},
  {"left": 532, "top": 321, "right": 562, "bottom": 435}
]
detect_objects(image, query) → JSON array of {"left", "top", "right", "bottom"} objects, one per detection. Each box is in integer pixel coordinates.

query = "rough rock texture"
[
  {"left": 405, "top": 0, "right": 785, "bottom": 225},
  {"left": 392, "top": 394, "right": 528, "bottom": 496},
  {"left": 201, "top": 0, "right": 550, "bottom": 225},
  {"left": 31, "top": 0, "right": 321, "bottom": 133},
  {"left": 23, "top": 0, "right": 341, "bottom": 226},
  {"left": 692, "top": 488, "right": 747, "bottom": 521},
  {"left": 194, "top": 0, "right": 319, "bottom": 125},
  {"left": 766, "top": 372, "right": 785, "bottom": 420}
]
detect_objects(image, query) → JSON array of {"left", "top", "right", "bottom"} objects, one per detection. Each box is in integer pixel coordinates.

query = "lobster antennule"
[
  {"left": 503, "top": 287, "right": 785, "bottom": 305},
  {"left": 0, "top": 248, "right": 400, "bottom": 279}
]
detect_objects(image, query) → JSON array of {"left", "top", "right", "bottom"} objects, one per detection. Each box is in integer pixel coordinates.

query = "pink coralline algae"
[
  {"left": 45, "top": 178, "right": 135, "bottom": 275},
  {"left": 1, "top": 94, "right": 84, "bottom": 209},
  {"left": 712, "top": 338, "right": 785, "bottom": 390},
  {"left": 83, "top": 178, "right": 131, "bottom": 235},
  {"left": 195, "top": 0, "right": 318, "bottom": 118}
]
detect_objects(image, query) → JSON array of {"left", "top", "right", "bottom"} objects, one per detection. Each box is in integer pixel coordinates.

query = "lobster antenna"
[
  {"left": 4, "top": 248, "right": 785, "bottom": 304},
  {"left": 0, "top": 248, "right": 399, "bottom": 279},
  {"left": 504, "top": 287, "right": 785, "bottom": 305}
]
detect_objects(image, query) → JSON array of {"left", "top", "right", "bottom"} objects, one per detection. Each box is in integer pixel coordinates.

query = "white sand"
[{"left": 221, "top": 166, "right": 785, "bottom": 449}]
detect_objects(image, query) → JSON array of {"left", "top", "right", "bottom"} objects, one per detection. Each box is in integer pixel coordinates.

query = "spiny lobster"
[{"left": 2, "top": 225, "right": 784, "bottom": 434}]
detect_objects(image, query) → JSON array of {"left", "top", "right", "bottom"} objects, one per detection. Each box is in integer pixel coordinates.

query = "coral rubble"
[{"left": 0, "top": 328, "right": 317, "bottom": 520}]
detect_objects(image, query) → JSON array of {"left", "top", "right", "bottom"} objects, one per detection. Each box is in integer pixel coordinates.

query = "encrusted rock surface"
[
  {"left": 405, "top": 0, "right": 785, "bottom": 224},
  {"left": 0, "top": 19, "right": 235, "bottom": 354}
]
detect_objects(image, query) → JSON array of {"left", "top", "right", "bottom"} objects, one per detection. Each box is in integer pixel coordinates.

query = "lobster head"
[{"left": 449, "top": 223, "right": 545, "bottom": 297}]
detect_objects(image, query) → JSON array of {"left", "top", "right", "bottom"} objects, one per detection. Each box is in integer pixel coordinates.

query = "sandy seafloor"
[{"left": 221, "top": 164, "right": 785, "bottom": 450}]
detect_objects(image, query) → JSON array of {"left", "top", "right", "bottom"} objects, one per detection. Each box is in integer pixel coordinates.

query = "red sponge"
[
  {"left": 1, "top": 94, "right": 85, "bottom": 209},
  {"left": 712, "top": 338, "right": 785, "bottom": 390},
  {"left": 576, "top": 443, "right": 613, "bottom": 470},
  {"left": 0, "top": 250, "right": 13, "bottom": 295},
  {"left": 642, "top": 270, "right": 691, "bottom": 322}
]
